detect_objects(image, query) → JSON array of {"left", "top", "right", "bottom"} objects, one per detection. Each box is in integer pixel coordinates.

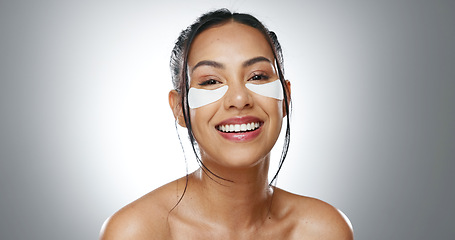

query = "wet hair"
[{"left": 170, "top": 8, "right": 291, "bottom": 186}]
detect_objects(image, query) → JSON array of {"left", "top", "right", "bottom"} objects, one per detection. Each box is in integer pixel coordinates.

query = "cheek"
[
  {"left": 267, "top": 100, "right": 284, "bottom": 138},
  {"left": 189, "top": 105, "right": 219, "bottom": 140},
  {"left": 255, "top": 97, "right": 285, "bottom": 130},
  {"left": 259, "top": 97, "right": 284, "bottom": 118}
]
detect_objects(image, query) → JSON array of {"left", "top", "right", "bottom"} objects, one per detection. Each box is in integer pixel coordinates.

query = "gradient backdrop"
[{"left": 1, "top": 0, "right": 454, "bottom": 239}]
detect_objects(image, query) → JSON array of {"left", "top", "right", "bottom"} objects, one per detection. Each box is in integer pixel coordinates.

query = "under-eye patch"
[
  {"left": 188, "top": 85, "right": 228, "bottom": 109},
  {"left": 246, "top": 79, "right": 283, "bottom": 100},
  {"left": 188, "top": 79, "right": 283, "bottom": 109}
]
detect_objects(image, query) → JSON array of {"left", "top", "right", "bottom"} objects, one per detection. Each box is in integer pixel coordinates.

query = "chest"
[{"left": 168, "top": 216, "right": 298, "bottom": 240}]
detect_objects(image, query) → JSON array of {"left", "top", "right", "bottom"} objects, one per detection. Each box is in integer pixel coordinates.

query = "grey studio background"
[{"left": 1, "top": 0, "right": 454, "bottom": 239}]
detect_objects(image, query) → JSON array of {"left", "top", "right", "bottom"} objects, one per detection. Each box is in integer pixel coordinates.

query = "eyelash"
[
  {"left": 198, "top": 73, "right": 269, "bottom": 86},
  {"left": 199, "top": 79, "right": 220, "bottom": 86},
  {"left": 249, "top": 74, "right": 269, "bottom": 81}
]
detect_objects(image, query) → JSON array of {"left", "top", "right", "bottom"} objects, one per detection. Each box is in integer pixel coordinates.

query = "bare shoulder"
[
  {"left": 274, "top": 188, "right": 354, "bottom": 240},
  {"left": 99, "top": 177, "right": 187, "bottom": 240}
]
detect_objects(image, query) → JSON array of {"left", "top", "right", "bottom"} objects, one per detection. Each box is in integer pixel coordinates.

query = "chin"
[{"left": 205, "top": 150, "right": 270, "bottom": 170}]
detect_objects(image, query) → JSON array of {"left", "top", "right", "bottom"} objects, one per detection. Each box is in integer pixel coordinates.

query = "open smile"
[
  {"left": 215, "top": 116, "right": 264, "bottom": 142},
  {"left": 216, "top": 122, "right": 262, "bottom": 133}
]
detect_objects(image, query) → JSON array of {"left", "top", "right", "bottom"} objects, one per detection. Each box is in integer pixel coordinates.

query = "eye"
[
  {"left": 249, "top": 74, "right": 269, "bottom": 81},
  {"left": 199, "top": 79, "right": 221, "bottom": 86}
]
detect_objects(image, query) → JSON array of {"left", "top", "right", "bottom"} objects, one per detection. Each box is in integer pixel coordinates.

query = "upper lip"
[{"left": 215, "top": 116, "right": 263, "bottom": 127}]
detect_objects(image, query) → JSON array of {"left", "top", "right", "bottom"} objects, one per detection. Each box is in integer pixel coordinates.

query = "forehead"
[{"left": 188, "top": 22, "right": 274, "bottom": 66}]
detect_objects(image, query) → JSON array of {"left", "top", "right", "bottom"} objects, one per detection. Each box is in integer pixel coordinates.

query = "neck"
[{"left": 189, "top": 157, "right": 273, "bottom": 229}]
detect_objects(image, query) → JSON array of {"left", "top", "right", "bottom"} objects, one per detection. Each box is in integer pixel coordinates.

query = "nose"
[{"left": 223, "top": 82, "right": 253, "bottom": 110}]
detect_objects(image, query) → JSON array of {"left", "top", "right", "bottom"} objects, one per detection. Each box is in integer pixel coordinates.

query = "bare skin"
[
  {"left": 100, "top": 170, "right": 353, "bottom": 239},
  {"left": 100, "top": 22, "right": 353, "bottom": 239}
]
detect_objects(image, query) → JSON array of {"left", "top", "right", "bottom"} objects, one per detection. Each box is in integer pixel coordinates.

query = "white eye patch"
[
  {"left": 188, "top": 79, "right": 284, "bottom": 109},
  {"left": 245, "top": 79, "right": 284, "bottom": 100},
  {"left": 188, "top": 85, "right": 228, "bottom": 109}
]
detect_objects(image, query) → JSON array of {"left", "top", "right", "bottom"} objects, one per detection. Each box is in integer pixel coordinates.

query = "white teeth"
[
  {"left": 217, "top": 122, "right": 261, "bottom": 133},
  {"left": 240, "top": 124, "right": 246, "bottom": 131}
]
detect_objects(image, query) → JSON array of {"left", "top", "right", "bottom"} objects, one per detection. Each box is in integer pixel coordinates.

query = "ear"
[
  {"left": 169, "top": 90, "right": 187, "bottom": 128},
  {"left": 282, "top": 80, "right": 291, "bottom": 117}
]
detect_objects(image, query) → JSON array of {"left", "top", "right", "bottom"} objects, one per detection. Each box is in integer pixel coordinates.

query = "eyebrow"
[
  {"left": 190, "top": 56, "right": 273, "bottom": 73},
  {"left": 242, "top": 56, "right": 273, "bottom": 68},
  {"left": 191, "top": 60, "right": 225, "bottom": 73}
]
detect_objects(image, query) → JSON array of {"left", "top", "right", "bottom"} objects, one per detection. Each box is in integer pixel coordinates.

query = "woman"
[{"left": 100, "top": 9, "right": 353, "bottom": 239}]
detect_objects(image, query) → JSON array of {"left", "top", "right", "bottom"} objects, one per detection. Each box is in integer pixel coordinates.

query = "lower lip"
[{"left": 217, "top": 126, "right": 262, "bottom": 142}]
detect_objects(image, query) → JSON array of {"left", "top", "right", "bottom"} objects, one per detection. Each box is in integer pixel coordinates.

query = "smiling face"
[{"left": 184, "top": 22, "right": 287, "bottom": 170}]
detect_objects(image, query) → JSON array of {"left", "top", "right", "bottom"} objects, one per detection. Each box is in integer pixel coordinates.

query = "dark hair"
[{"left": 170, "top": 8, "right": 291, "bottom": 186}]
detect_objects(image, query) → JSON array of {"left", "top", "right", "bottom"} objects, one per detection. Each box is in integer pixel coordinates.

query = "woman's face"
[{"left": 187, "top": 22, "right": 287, "bottom": 169}]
